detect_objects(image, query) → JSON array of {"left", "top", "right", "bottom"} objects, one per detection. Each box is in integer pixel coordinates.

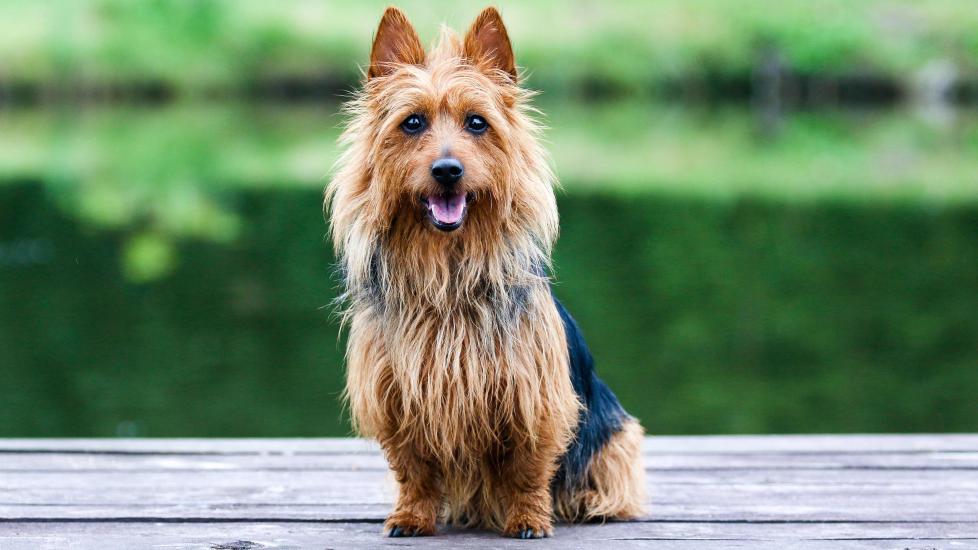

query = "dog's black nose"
[{"left": 431, "top": 157, "right": 464, "bottom": 187}]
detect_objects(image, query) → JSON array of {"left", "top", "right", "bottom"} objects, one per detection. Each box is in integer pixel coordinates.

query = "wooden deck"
[{"left": 1, "top": 435, "right": 976, "bottom": 549}]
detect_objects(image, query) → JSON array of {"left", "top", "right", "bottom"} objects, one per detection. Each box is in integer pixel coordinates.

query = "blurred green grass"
[
  {"left": 3, "top": 0, "right": 978, "bottom": 96},
  {"left": 3, "top": 102, "right": 977, "bottom": 212}
]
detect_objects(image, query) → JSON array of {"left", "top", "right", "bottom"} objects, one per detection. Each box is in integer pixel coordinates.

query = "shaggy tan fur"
[{"left": 326, "top": 6, "right": 644, "bottom": 538}]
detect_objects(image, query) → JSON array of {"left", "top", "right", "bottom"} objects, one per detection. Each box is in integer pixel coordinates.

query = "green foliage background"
[
  {"left": 1, "top": 1, "right": 976, "bottom": 436},
  {"left": 2, "top": 187, "right": 976, "bottom": 436},
  {"left": 4, "top": 1, "right": 978, "bottom": 96}
]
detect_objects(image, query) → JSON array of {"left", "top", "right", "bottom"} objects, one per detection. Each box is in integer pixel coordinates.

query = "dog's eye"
[
  {"left": 465, "top": 114, "right": 489, "bottom": 135},
  {"left": 400, "top": 114, "right": 427, "bottom": 135}
]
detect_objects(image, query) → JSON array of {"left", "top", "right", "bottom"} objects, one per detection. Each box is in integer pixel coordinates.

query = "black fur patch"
[{"left": 551, "top": 291, "right": 629, "bottom": 493}]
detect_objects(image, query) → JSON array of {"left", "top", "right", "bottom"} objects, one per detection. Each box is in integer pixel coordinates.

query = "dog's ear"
[
  {"left": 464, "top": 7, "right": 517, "bottom": 82},
  {"left": 368, "top": 7, "right": 425, "bottom": 79}
]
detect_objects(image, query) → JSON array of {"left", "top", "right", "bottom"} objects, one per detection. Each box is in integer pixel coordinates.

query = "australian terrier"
[{"left": 326, "top": 6, "right": 645, "bottom": 538}]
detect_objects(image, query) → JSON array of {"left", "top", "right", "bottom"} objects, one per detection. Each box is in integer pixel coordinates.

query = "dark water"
[{"left": 2, "top": 184, "right": 976, "bottom": 437}]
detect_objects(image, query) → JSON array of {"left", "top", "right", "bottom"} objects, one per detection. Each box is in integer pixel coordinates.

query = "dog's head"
[{"left": 330, "top": 7, "right": 555, "bottom": 243}]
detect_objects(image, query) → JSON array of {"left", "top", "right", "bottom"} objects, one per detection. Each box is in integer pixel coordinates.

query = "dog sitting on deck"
[{"left": 325, "top": 6, "right": 645, "bottom": 539}]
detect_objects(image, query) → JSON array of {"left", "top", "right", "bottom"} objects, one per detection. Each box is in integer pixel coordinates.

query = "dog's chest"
[{"left": 382, "top": 311, "right": 540, "bottom": 447}]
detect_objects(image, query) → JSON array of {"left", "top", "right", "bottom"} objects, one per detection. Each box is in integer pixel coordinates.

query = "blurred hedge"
[
  {"left": 3, "top": 0, "right": 978, "bottom": 97},
  {"left": 555, "top": 192, "right": 978, "bottom": 433},
  {"left": 2, "top": 186, "right": 976, "bottom": 435}
]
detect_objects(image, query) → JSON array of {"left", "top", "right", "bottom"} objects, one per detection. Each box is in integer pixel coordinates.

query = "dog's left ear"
[{"left": 464, "top": 7, "right": 517, "bottom": 83}]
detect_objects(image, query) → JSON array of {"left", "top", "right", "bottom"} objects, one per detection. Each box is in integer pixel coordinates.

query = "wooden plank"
[
  {"left": 5, "top": 465, "right": 977, "bottom": 490},
  {"left": 0, "top": 438, "right": 378, "bottom": 455},
  {"left": 1, "top": 436, "right": 976, "bottom": 547},
  {"left": 0, "top": 452, "right": 978, "bottom": 473},
  {"left": 2, "top": 471, "right": 977, "bottom": 522},
  {"left": 5, "top": 469, "right": 977, "bottom": 497},
  {"left": 639, "top": 434, "right": 978, "bottom": 454},
  {"left": 3, "top": 498, "right": 976, "bottom": 523},
  {"left": 2, "top": 450, "right": 978, "bottom": 472},
  {"left": 0, "top": 521, "right": 976, "bottom": 550},
  {"left": 2, "top": 435, "right": 978, "bottom": 454}
]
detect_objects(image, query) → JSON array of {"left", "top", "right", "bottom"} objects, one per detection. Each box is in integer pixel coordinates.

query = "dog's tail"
[
  {"left": 553, "top": 418, "right": 646, "bottom": 521},
  {"left": 550, "top": 293, "right": 646, "bottom": 521}
]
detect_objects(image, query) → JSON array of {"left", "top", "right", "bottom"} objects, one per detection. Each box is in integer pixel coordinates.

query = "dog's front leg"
[
  {"left": 498, "top": 442, "right": 559, "bottom": 539},
  {"left": 383, "top": 444, "right": 442, "bottom": 537}
]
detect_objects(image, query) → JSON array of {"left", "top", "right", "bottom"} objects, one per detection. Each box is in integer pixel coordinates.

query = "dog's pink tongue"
[{"left": 429, "top": 192, "right": 466, "bottom": 224}]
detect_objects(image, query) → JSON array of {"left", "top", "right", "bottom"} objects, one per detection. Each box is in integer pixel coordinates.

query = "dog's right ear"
[{"left": 368, "top": 7, "right": 425, "bottom": 79}]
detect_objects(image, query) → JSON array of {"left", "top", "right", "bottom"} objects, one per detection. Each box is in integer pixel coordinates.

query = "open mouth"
[{"left": 420, "top": 191, "right": 474, "bottom": 232}]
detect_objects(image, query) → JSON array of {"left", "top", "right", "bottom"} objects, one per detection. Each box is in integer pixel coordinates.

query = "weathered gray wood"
[
  {"left": 0, "top": 522, "right": 976, "bottom": 550},
  {"left": 3, "top": 434, "right": 978, "bottom": 454},
  {"left": 3, "top": 448, "right": 978, "bottom": 471},
  {"left": 0, "top": 521, "right": 977, "bottom": 549},
  {"left": 4, "top": 471, "right": 978, "bottom": 521},
  {"left": 1, "top": 435, "right": 976, "bottom": 548}
]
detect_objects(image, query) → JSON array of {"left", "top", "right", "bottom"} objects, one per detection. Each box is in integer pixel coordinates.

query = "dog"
[{"left": 325, "top": 6, "right": 645, "bottom": 538}]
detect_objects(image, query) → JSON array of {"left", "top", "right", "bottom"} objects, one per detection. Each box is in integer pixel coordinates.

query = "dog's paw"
[
  {"left": 385, "top": 523, "right": 435, "bottom": 537},
  {"left": 384, "top": 512, "right": 436, "bottom": 537},
  {"left": 515, "top": 527, "right": 548, "bottom": 539},
  {"left": 503, "top": 517, "right": 553, "bottom": 539}
]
